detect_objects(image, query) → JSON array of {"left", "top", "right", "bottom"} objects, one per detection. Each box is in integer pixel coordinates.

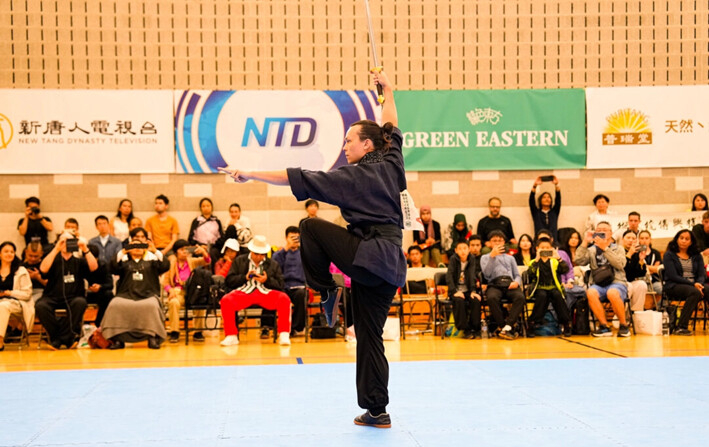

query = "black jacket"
[
  {"left": 662, "top": 250, "right": 705, "bottom": 291},
  {"left": 225, "top": 254, "right": 285, "bottom": 292},
  {"left": 446, "top": 254, "right": 478, "bottom": 299}
]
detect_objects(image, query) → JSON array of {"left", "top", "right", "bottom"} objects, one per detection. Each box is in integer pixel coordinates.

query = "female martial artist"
[{"left": 220, "top": 69, "right": 406, "bottom": 429}]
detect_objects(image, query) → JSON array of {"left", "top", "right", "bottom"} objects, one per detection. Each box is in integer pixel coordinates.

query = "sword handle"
[{"left": 370, "top": 66, "right": 385, "bottom": 104}]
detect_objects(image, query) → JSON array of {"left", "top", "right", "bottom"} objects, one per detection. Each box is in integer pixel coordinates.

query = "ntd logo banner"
[{"left": 174, "top": 90, "right": 380, "bottom": 173}]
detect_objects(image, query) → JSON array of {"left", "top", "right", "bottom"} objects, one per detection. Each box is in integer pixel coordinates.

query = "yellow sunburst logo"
[
  {"left": 0, "top": 113, "right": 13, "bottom": 150},
  {"left": 602, "top": 108, "right": 652, "bottom": 145}
]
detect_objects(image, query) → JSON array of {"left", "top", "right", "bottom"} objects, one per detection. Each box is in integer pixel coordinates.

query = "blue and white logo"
[{"left": 175, "top": 89, "right": 379, "bottom": 173}]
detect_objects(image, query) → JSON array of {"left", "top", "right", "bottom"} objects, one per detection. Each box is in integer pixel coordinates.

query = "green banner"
[{"left": 396, "top": 89, "right": 586, "bottom": 171}]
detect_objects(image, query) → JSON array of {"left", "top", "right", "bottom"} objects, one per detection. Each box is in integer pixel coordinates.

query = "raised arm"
[{"left": 373, "top": 70, "right": 397, "bottom": 128}]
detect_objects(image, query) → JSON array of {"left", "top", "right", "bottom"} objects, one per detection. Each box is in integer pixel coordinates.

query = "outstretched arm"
[
  {"left": 218, "top": 168, "right": 289, "bottom": 185},
  {"left": 373, "top": 70, "right": 397, "bottom": 127}
]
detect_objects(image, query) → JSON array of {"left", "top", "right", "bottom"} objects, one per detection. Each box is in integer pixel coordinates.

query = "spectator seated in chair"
[
  {"left": 22, "top": 241, "right": 47, "bottom": 302},
  {"left": 214, "top": 238, "right": 240, "bottom": 278},
  {"left": 272, "top": 226, "right": 307, "bottom": 337},
  {"left": 414, "top": 205, "right": 443, "bottom": 267},
  {"left": 220, "top": 235, "right": 292, "bottom": 346},
  {"left": 163, "top": 239, "right": 211, "bottom": 343},
  {"left": 0, "top": 242, "right": 33, "bottom": 351},
  {"left": 480, "top": 230, "right": 525, "bottom": 340},
  {"left": 574, "top": 221, "right": 630, "bottom": 338},
  {"left": 443, "top": 213, "right": 473, "bottom": 260},
  {"left": 145, "top": 194, "right": 179, "bottom": 256},
  {"left": 88, "top": 214, "right": 123, "bottom": 267},
  {"left": 525, "top": 237, "right": 573, "bottom": 337},
  {"left": 85, "top": 243, "right": 115, "bottom": 327},
  {"left": 405, "top": 245, "right": 428, "bottom": 294},
  {"left": 620, "top": 230, "right": 649, "bottom": 313},
  {"left": 638, "top": 230, "right": 663, "bottom": 297},
  {"left": 36, "top": 231, "right": 98, "bottom": 350},
  {"left": 478, "top": 197, "right": 517, "bottom": 250},
  {"left": 662, "top": 229, "right": 706, "bottom": 336},
  {"left": 446, "top": 240, "right": 481, "bottom": 339},
  {"left": 101, "top": 227, "right": 171, "bottom": 349}
]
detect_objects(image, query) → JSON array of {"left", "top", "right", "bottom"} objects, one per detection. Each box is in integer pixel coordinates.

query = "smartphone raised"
[
  {"left": 539, "top": 249, "right": 554, "bottom": 257},
  {"left": 540, "top": 175, "right": 555, "bottom": 182}
]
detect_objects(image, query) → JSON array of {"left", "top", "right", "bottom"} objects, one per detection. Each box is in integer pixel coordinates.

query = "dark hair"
[
  {"left": 285, "top": 226, "right": 300, "bottom": 236},
  {"left": 593, "top": 194, "right": 610, "bottom": 205},
  {"left": 628, "top": 211, "right": 640, "bottom": 219},
  {"left": 350, "top": 120, "right": 393, "bottom": 152},
  {"left": 25, "top": 241, "right": 43, "bottom": 254},
  {"left": 407, "top": 245, "right": 422, "bottom": 255},
  {"left": 229, "top": 203, "right": 241, "bottom": 210},
  {"left": 535, "top": 229, "right": 554, "bottom": 242},
  {"left": 155, "top": 194, "right": 169, "bottom": 205},
  {"left": 638, "top": 230, "right": 654, "bottom": 249},
  {"left": 488, "top": 230, "right": 506, "bottom": 241},
  {"left": 517, "top": 234, "right": 536, "bottom": 256},
  {"left": 455, "top": 239, "right": 469, "bottom": 249},
  {"left": 692, "top": 193, "right": 709, "bottom": 211},
  {"left": 0, "top": 241, "right": 21, "bottom": 276},
  {"left": 116, "top": 199, "right": 135, "bottom": 222},
  {"left": 559, "top": 229, "right": 582, "bottom": 254},
  {"left": 468, "top": 234, "right": 482, "bottom": 243},
  {"left": 304, "top": 199, "right": 319, "bottom": 209},
  {"left": 65, "top": 217, "right": 79, "bottom": 228},
  {"left": 199, "top": 197, "right": 213, "bottom": 209},
  {"left": 667, "top": 229, "right": 699, "bottom": 256},
  {"left": 536, "top": 191, "right": 553, "bottom": 209},
  {"left": 25, "top": 196, "right": 40, "bottom": 206},
  {"left": 535, "top": 237, "right": 553, "bottom": 248},
  {"left": 622, "top": 229, "right": 636, "bottom": 238},
  {"left": 94, "top": 215, "right": 109, "bottom": 225},
  {"left": 129, "top": 227, "right": 148, "bottom": 239},
  {"left": 703, "top": 211, "right": 709, "bottom": 221}
]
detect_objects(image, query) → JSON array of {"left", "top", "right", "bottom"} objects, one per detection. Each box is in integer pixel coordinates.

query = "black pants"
[
  {"left": 452, "top": 293, "right": 481, "bottom": 332},
  {"left": 529, "top": 288, "right": 571, "bottom": 326},
  {"left": 667, "top": 284, "right": 705, "bottom": 329},
  {"left": 485, "top": 286, "right": 526, "bottom": 329},
  {"left": 285, "top": 287, "right": 306, "bottom": 332},
  {"left": 35, "top": 295, "right": 87, "bottom": 345},
  {"left": 86, "top": 289, "right": 113, "bottom": 327},
  {"left": 300, "top": 218, "right": 396, "bottom": 412}
]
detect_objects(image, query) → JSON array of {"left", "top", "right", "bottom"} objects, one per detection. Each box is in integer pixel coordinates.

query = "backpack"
[
  {"left": 310, "top": 313, "right": 336, "bottom": 339},
  {"left": 572, "top": 297, "right": 591, "bottom": 335},
  {"left": 184, "top": 267, "right": 213, "bottom": 307}
]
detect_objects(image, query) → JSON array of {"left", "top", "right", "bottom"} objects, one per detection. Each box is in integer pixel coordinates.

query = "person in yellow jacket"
[{"left": 526, "top": 237, "right": 572, "bottom": 337}]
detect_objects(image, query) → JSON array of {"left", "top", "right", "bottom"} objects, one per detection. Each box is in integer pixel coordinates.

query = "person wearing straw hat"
[
  {"left": 221, "top": 235, "right": 292, "bottom": 346},
  {"left": 219, "top": 69, "right": 404, "bottom": 428}
]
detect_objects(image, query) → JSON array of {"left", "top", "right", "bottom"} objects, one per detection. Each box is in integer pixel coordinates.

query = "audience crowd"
[{"left": 1, "top": 180, "right": 709, "bottom": 352}]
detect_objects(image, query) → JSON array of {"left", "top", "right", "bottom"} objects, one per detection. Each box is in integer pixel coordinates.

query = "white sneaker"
[
  {"left": 278, "top": 332, "right": 291, "bottom": 346},
  {"left": 220, "top": 335, "right": 239, "bottom": 346}
]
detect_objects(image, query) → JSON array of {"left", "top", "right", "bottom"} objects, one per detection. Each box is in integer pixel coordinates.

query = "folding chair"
[
  {"left": 399, "top": 267, "right": 446, "bottom": 338},
  {"left": 183, "top": 274, "right": 224, "bottom": 345}
]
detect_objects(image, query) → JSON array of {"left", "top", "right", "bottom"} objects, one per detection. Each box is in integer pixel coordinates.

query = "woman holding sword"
[{"left": 220, "top": 69, "right": 405, "bottom": 428}]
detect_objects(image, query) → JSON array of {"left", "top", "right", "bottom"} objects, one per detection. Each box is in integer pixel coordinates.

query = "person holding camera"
[
  {"left": 17, "top": 196, "right": 54, "bottom": 252},
  {"left": 163, "top": 239, "right": 211, "bottom": 343},
  {"left": 101, "top": 227, "right": 171, "bottom": 349},
  {"left": 36, "top": 231, "right": 98, "bottom": 349},
  {"left": 221, "top": 235, "right": 292, "bottom": 346},
  {"left": 480, "top": 230, "right": 525, "bottom": 340},
  {"left": 575, "top": 221, "right": 630, "bottom": 337},
  {"left": 526, "top": 237, "right": 572, "bottom": 336},
  {"left": 272, "top": 226, "right": 307, "bottom": 336},
  {"left": 620, "top": 230, "right": 649, "bottom": 313},
  {"left": 530, "top": 175, "right": 561, "bottom": 240}
]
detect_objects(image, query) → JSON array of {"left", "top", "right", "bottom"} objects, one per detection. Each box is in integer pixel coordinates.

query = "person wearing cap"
[
  {"left": 221, "top": 235, "right": 292, "bottom": 346},
  {"left": 214, "top": 238, "right": 240, "bottom": 278},
  {"left": 162, "top": 239, "right": 211, "bottom": 343},
  {"left": 219, "top": 70, "right": 403, "bottom": 428},
  {"left": 272, "top": 226, "right": 307, "bottom": 336}
]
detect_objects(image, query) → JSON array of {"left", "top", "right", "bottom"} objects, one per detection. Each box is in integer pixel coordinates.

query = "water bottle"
[
  {"left": 662, "top": 310, "right": 670, "bottom": 336},
  {"left": 481, "top": 320, "right": 489, "bottom": 339}
]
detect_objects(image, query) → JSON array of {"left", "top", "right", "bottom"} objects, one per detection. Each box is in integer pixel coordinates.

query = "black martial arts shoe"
[
  {"left": 354, "top": 410, "right": 391, "bottom": 429},
  {"left": 109, "top": 340, "right": 125, "bottom": 350},
  {"left": 321, "top": 288, "right": 342, "bottom": 328},
  {"left": 147, "top": 336, "right": 161, "bottom": 349}
]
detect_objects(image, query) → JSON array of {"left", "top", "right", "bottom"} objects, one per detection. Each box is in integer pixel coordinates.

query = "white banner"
[
  {"left": 174, "top": 90, "right": 381, "bottom": 173},
  {"left": 586, "top": 86, "right": 709, "bottom": 169},
  {"left": 0, "top": 89, "right": 174, "bottom": 173},
  {"left": 605, "top": 211, "right": 704, "bottom": 239}
]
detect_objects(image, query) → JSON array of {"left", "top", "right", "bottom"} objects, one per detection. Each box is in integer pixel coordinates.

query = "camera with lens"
[
  {"left": 30, "top": 206, "right": 40, "bottom": 215},
  {"left": 127, "top": 242, "right": 149, "bottom": 250},
  {"left": 65, "top": 238, "right": 79, "bottom": 252}
]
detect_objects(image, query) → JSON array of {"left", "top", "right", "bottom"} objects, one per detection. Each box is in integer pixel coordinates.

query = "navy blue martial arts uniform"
[{"left": 286, "top": 127, "right": 407, "bottom": 415}]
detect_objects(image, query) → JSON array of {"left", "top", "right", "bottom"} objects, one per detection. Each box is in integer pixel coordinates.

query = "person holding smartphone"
[
  {"left": 526, "top": 237, "right": 572, "bottom": 336},
  {"left": 529, "top": 175, "right": 561, "bottom": 240},
  {"left": 620, "top": 230, "right": 648, "bottom": 313}
]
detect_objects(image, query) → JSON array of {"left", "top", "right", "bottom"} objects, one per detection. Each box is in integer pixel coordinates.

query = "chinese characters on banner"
[
  {"left": 586, "top": 86, "right": 709, "bottom": 169},
  {"left": 0, "top": 89, "right": 174, "bottom": 174},
  {"left": 605, "top": 211, "right": 704, "bottom": 239}
]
